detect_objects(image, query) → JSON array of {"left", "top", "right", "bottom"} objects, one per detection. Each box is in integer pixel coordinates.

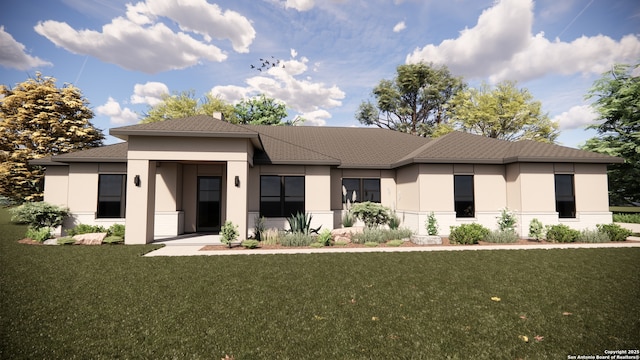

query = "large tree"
[
  {"left": 580, "top": 63, "right": 640, "bottom": 205},
  {"left": 142, "top": 91, "right": 238, "bottom": 123},
  {"left": 0, "top": 73, "right": 104, "bottom": 202},
  {"left": 356, "top": 62, "right": 465, "bottom": 136},
  {"left": 448, "top": 81, "right": 559, "bottom": 143},
  {"left": 234, "top": 94, "right": 290, "bottom": 125}
]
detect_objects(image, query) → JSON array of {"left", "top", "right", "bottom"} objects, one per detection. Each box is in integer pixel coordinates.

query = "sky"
[{"left": 1, "top": 0, "right": 639, "bottom": 148}]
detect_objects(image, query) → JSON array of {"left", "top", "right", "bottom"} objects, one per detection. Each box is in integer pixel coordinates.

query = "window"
[
  {"left": 97, "top": 174, "right": 126, "bottom": 218},
  {"left": 454, "top": 175, "right": 474, "bottom": 218},
  {"left": 260, "top": 175, "right": 305, "bottom": 217},
  {"left": 555, "top": 174, "right": 576, "bottom": 218},
  {"left": 342, "top": 178, "right": 381, "bottom": 203}
]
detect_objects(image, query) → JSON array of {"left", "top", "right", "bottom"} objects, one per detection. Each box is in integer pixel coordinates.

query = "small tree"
[
  {"left": 350, "top": 202, "right": 390, "bottom": 228},
  {"left": 426, "top": 212, "right": 439, "bottom": 235},
  {"left": 496, "top": 208, "right": 517, "bottom": 232},
  {"left": 220, "top": 221, "right": 239, "bottom": 248}
]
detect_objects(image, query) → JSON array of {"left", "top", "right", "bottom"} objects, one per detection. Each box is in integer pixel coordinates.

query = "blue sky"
[{"left": 2, "top": 0, "right": 639, "bottom": 147}]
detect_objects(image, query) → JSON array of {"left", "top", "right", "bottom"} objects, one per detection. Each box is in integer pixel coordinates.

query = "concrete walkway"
[{"left": 145, "top": 237, "right": 640, "bottom": 257}]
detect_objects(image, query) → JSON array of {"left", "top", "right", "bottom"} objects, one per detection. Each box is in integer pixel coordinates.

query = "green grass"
[{"left": 1, "top": 208, "right": 639, "bottom": 359}]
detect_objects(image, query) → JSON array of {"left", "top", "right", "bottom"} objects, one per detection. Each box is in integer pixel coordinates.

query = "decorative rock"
[
  {"left": 410, "top": 235, "right": 442, "bottom": 245},
  {"left": 43, "top": 239, "right": 58, "bottom": 245},
  {"left": 331, "top": 227, "right": 364, "bottom": 243},
  {"left": 73, "top": 232, "right": 107, "bottom": 245},
  {"left": 334, "top": 235, "right": 351, "bottom": 244}
]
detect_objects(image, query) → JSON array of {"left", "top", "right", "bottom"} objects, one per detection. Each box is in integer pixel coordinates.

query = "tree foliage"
[
  {"left": 448, "top": 81, "right": 559, "bottom": 143},
  {"left": 356, "top": 62, "right": 465, "bottom": 136},
  {"left": 0, "top": 73, "right": 104, "bottom": 202},
  {"left": 142, "top": 91, "right": 239, "bottom": 123},
  {"left": 234, "top": 94, "right": 290, "bottom": 125},
  {"left": 581, "top": 63, "right": 640, "bottom": 205}
]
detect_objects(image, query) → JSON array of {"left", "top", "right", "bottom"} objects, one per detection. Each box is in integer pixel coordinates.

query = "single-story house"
[{"left": 32, "top": 114, "right": 622, "bottom": 244}]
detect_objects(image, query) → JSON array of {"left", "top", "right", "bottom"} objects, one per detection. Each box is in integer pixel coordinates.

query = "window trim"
[
  {"left": 260, "top": 175, "right": 305, "bottom": 217},
  {"left": 454, "top": 174, "right": 475, "bottom": 218},
  {"left": 97, "top": 174, "right": 126, "bottom": 219},
  {"left": 341, "top": 178, "right": 381, "bottom": 204},
  {"left": 555, "top": 174, "right": 576, "bottom": 219}
]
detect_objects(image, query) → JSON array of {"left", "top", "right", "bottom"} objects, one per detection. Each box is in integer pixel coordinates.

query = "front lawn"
[{"left": 1, "top": 208, "right": 639, "bottom": 359}]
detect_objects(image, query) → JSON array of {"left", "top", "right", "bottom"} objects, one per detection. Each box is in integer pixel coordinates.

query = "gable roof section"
[{"left": 30, "top": 142, "right": 128, "bottom": 165}]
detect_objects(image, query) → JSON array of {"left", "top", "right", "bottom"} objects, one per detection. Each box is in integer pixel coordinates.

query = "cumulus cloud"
[
  {"left": 34, "top": 0, "right": 255, "bottom": 73},
  {"left": 130, "top": 81, "right": 169, "bottom": 106},
  {"left": 96, "top": 97, "right": 139, "bottom": 125},
  {"left": 211, "top": 53, "right": 345, "bottom": 125},
  {"left": 393, "top": 21, "right": 406, "bottom": 33},
  {"left": 552, "top": 104, "right": 599, "bottom": 130},
  {"left": 0, "top": 26, "right": 52, "bottom": 70},
  {"left": 406, "top": 0, "right": 640, "bottom": 82},
  {"left": 284, "top": 0, "right": 315, "bottom": 11}
]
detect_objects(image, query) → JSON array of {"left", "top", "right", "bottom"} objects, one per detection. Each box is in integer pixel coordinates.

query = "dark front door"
[{"left": 197, "top": 176, "right": 221, "bottom": 232}]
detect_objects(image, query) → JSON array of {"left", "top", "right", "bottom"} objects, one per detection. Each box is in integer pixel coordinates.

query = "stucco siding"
[
  {"left": 68, "top": 163, "right": 99, "bottom": 213},
  {"left": 574, "top": 163, "right": 610, "bottom": 212},
  {"left": 474, "top": 165, "right": 507, "bottom": 212},
  {"left": 420, "top": 164, "right": 454, "bottom": 212},
  {"left": 127, "top": 136, "right": 250, "bottom": 162},
  {"left": 396, "top": 165, "right": 419, "bottom": 212},
  {"left": 43, "top": 166, "right": 69, "bottom": 208},
  {"left": 519, "top": 163, "right": 555, "bottom": 212}
]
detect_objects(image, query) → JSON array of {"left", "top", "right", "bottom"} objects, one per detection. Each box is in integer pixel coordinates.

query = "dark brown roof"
[
  {"left": 110, "top": 115, "right": 258, "bottom": 140},
  {"left": 32, "top": 142, "right": 128, "bottom": 165}
]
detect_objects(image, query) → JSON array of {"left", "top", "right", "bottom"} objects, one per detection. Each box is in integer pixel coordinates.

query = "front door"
[{"left": 197, "top": 176, "right": 221, "bottom": 232}]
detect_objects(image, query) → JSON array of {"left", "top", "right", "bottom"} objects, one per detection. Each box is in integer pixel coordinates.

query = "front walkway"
[{"left": 144, "top": 238, "right": 640, "bottom": 257}]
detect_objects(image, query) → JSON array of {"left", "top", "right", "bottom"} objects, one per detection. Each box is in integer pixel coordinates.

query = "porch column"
[
  {"left": 124, "top": 160, "right": 157, "bottom": 244},
  {"left": 226, "top": 160, "right": 248, "bottom": 239}
]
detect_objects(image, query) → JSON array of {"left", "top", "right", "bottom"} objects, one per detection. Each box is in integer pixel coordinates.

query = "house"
[{"left": 32, "top": 114, "right": 622, "bottom": 244}]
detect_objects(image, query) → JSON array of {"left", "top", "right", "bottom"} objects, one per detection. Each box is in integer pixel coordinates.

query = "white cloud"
[
  {"left": 130, "top": 81, "right": 169, "bottom": 106},
  {"left": 96, "top": 97, "right": 139, "bottom": 125},
  {"left": 406, "top": 0, "right": 640, "bottom": 82},
  {"left": 290, "top": 48, "right": 298, "bottom": 58},
  {"left": 34, "top": 0, "right": 256, "bottom": 73},
  {"left": 393, "top": 21, "right": 406, "bottom": 33},
  {"left": 552, "top": 104, "right": 598, "bottom": 130},
  {"left": 284, "top": 0, "right": 315, "bottom": 11},
  {"left": 0, "top": 26, "right": 52, "bottom": 70},
  {"left": 300, "top": 109, "right": 331, "bottom": 126}
]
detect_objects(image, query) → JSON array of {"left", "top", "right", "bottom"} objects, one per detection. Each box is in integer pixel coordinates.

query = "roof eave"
[{"left": 109, "top": 129, "right": 260, "bottom": 139}]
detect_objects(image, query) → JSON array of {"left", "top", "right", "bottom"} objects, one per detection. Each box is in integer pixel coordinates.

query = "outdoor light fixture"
[
  {"left": 234, "top": 176, "right": 240, "bottom": 187},
  {"left": 134, "top": 175, "right": 141, "bottom": 187}
]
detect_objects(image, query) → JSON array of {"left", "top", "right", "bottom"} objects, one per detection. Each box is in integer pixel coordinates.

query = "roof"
[{"left": 39, "top": 116, "right": 622, "bottom": 167}]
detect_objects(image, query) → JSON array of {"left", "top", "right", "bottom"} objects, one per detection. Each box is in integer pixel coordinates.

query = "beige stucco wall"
[
  {"left": 396, "top": 165, "right": 420, "bottom": 211},
  {"left": 127, "top": 136, "right": 251, "bottom": 162},
  {"left": 43, "top": 166, "right": 69, "bottom": 208},
  {"left": 67, "top": 163, "right": 100, "bottom": 212},
  {"left": 474, "top": 165, "right": 507, "bottom": 211},
  {"left": 419, "top": 164, "right": 455, "bottom": 212},
  {"left": 574, "top": 163, "right": 609, "bottom": 212}
]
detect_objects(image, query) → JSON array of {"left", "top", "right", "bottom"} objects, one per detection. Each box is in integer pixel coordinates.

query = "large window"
[
  {"left": 260, "top": 175, "right": 305, "bottom": 217},
  {"left": 555, "top": 174, "right": 576, "bottom": 218},
  {"left": 97, "top": 174, "right": 126, "bottom": 218},
  {"left": 342, "top": 178, "right": 381, "bottom": 203},
  {"left": 454, "top": 175, "right": 475, "bottom": 218}
]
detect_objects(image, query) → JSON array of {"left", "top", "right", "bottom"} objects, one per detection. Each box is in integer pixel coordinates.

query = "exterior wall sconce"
[
  {"left": 134, "top": 175, "right": 141, "bottom": 187},
  {"left": 234, "top": 176, "right": 240, "bottom": 187}
]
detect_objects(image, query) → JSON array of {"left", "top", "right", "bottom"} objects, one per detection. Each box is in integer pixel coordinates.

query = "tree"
[
  {"left": 0, "top": 73, "right": 104, "bottom": 202},
  {"left": 448, "top": 81, "right": 559, "bottom": 143},
  {"left": 234, "top": 94, "right": 289, "bottom": 125},
  {"left": 142, "top": 91, "right": 238, "bottom": 123},
  {"left": 581, "top": 63, "right": 640, "bottom": 205},
  {"left": 356, "top": 62, "right": 465, "bottom": 136}
]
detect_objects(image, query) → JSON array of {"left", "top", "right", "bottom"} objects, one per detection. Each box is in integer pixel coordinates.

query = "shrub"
[
  {"left": 388, "top": 211, "right": 401, "bottom": 230},
  {"left": 497, "top": 208, "right": 517, "bottom": 232},
  {"left": 484, "top": 230, "right": 518, "bottom": 243},
  {"left": 545, "top": 224, "right": 580, "bottom": 243},
  {"left": 351, "top": 227, "right": 413, "bottom": 244},
  {"left": 241, "top": 240, "right": 260, "bottom": 249},
  {"left": 613, "top": 213, "right": 640, "bottom": 224},
  {"left": 10, "top": 202, "right": 69, "bottom": 229},
  {"left": 253, "top": 216, "right": 266, "bottom": 240},
  {"left": 528, "top": 218, "right": 545, "bottom": 241},
  {"left": 426, "top": 212, "right": 439, "bottom": 236},
  {"left": 309, "top": 242, "right": 324, "bottom": 248},
  {"left": 261, "top": 228, "right": 280, "bottom": 245},
  {"left": 350, "top": 202, "right": 390, "bottom": 228},
  {"left": 334, "top": 240, "right": 348, "bottom": 246},
  {"left": 386, "top": 239, "right": 404, "bottom": 247},
  {"left": 317, "top": 229, "right": 332, "bottom": 246},
  {"left": 57, "top": 236, "right": 76, "bottom": 245},
  {"left": 364, "top": 241, "right": 378, "bottom": 247},
  {"left": 596, "top": 223, "right": 632, "bottom": 242},
  {"left": 108, "top": 224, "right": 125, "bottom": 238},
  {"left": 287, "top": 212, "right": 320, "bottom": 234},
  {"left": 342, "top": 211, "right": 354, "bottom": 227},
  {"left": 26, "top": 227, "right": 52, "bottom": 242},
  {"left": 280, "top": 232, "right": 314, "bottom": 247},
  {"left": 220, "top": 221, "right": 239, "bottom": 248},
  {"left": 579, "top": 229, "right": 610, "bottom": 243},
  {"left": 103, "top": 236, "right": 124, "bottom": 244},
  {"left": 67, "top": 224, "right": 107, "bottom": 237},
  {"left": 449, "top": 223, "right": 490, "bottom": 245}
]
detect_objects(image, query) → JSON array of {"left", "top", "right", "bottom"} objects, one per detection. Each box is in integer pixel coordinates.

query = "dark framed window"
[
  {"left": 555, "top": 174, "right": 576, "bottom": 218},
  {"left": 342, "top": 178, "right": 381, "bottom": 203},
  {"left": 97, "top": 174, "right": 126, "bottom": 218},
  {"left": 260, "top": 175, "right": 305, "bottom": 217},
  {"left": 454, "top": 175, "right": 474, "bottom": 218}
]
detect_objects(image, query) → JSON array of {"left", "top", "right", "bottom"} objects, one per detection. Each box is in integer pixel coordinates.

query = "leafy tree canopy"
[
  {"left": 356, "top": 62, "right": 465, "bottom": 136},
  {"left": 142, "top": 90, "right": 239, "bottom": 124},
  {"left": 234, "top": 94, "right": 291, "bottom": 125},
  {"left": 0, "top": 73, "right": 104, "bottom": 202},
  {"left": 448, "top": 81, "right": 559, "bottom": 143},
  {"left": 581, "top": 63, "right": 640, "bottom": 205}
]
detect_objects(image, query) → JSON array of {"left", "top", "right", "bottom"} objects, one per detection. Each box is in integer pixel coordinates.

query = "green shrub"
[
  {"left": 309, "top": 242, "right": 324, "bottom": 248},
  {"left": 286, "top": 212, "right": 320, "bottom": 234},
  {"left": 350, "top": 202, "right": 390, "bottom": 228},
  {"left": 103, "top": 236, "right": 124, "bottom": 244},
  {"left": 484, "top": 230, "right": 519, "bottom": 243},
  {"left": 57, "top": 236, "right": 76, "bottom": 245},
  {"left": 613, "top": 213, "right": 640, "bottom": 224},
  {"left": 388, "top": 211, "right": 400, "bottom": 230},
  {"left": 579, "top": 229, "right": 610, "bottom": 243},
  {"left": 317, "top": 229, "right": 332, "bottom": 246},
  {"left": 364, "top": 241, "right": 378, "bottom": 247},
  {"left": 386, "top": 239, "right": 404, "bottom": 247},
  {"left": 253, "top": 216, "right": 266, "bottom": 240},
  {"left": 108, "top": 224, "right": 125, "bottom": 238},
  {"left": 280, "top": 232, "right": 314, "bottom": 247},
  {"left": 10, "top": 202, "right": 69, "bottom": 229},
  {"left": 497, "top": 208, "right": 517, "bottom": 232},
  {"left": 261, "top": 228, "right": 281, "bottom": 245},
  {"left": 449, "top": 223, "right": 490, "bottom": 245},
  {"left": 26, "top": 227, "right": 52, "bottom": 242},
  {"left": 426, "top": 212, "right": 439, "bottom": 236},
  {"left": 545, "top": 224, "right": 580, "bottom": 243},
  {"left": 352, "top": 227, "right": 413, "bottom": 244},
  {"left": 334, "top": 240, "right": 348, "bottom": 246},
  {"left": 342, "top": 211, "right": 354, "bottom": 227},
  {"left": 528, "top": 218, "right": 545, "bottom": 241},
  {"left": 596, "top": 223, "right": 632, "bottom": 242},
  {"left": 67, "top": 224, "right": 107, "bottom": 237},
  {"left": 241, "top": 239, "right": 260, "bottom": 249},
  {"left": 220, "top": 221, "right": 239, "bottom": 248}
]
